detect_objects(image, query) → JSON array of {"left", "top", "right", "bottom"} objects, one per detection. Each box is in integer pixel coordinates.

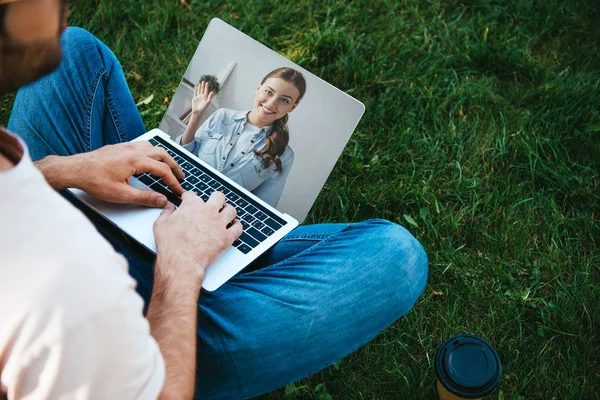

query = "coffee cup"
[{"left": 434, "top": 334, "right": 502, "bottom": 399}]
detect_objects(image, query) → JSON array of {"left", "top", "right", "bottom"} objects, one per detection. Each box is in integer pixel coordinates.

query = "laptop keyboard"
[{"left": 134, "top": 135, "right": 287, "bottom": 254}]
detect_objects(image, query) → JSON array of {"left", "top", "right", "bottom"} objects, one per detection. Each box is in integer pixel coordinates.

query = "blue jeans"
[{"left": 8, "top": 27, "right": 429, "bottom": 400}]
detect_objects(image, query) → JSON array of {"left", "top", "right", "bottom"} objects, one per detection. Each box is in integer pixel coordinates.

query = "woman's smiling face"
[{"left": 251, "top": 77, "right": 300, "bottom": 126}]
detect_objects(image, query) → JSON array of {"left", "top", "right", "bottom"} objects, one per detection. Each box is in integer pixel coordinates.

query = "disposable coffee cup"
[{"left": 434, "top": 334, "right": 502, "bottom": 399}]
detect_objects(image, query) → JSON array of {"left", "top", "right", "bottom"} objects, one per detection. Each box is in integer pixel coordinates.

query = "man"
[{"left": 0, "top": 0, "right": 428, "bottom": 399}]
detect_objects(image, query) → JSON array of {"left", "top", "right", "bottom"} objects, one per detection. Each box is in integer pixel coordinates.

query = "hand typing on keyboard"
[
  {"left": 153, "top": 190, "right": 243, "bottom": 281},
  {"left": 52, "top": 141, "right": 185, "bottom": 208},
  {"left": 139, "top": 135, "right": 286, "bottom": 254}
]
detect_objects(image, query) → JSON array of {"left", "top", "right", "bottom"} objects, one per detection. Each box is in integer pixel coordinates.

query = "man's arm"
[
  {"left": 146, "top": 257, "right": 203, "bottom": 399},
  {"left": 34, "top": 153, "right": 84, "bottom": 190},
  {"left": 148, "top": 192, "right": 242, "bottom": 398},
  {"left": 34, "top": 141, "right": 185, "bottom": 208}
]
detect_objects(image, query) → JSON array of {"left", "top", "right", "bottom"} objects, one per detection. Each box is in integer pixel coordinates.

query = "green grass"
[{"left": 2, "top": 0, "right": 599, "bottom": 398}]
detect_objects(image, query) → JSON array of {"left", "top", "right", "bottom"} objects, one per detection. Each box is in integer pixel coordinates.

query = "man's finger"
[
  {"left": 207, "top": 92, "right": 214, "bottom": 103},
  {"left": 219, "top": 203, "right": 237, "bottom": 222},
  {"left": 155, "top": 202, "right": 176, "bottom": 223},
  {"left": 181, "top": 190, "right": 198, "bottom": 201},
  {"left": 206, "top": 191, "right": 226, "bottom": 209},
  {"left": 147, "top": 147, "right": 185, "bottom": 182},
  {"left": 121, "top": 186, "right": 168, "bottom": 208},
  {"left": 228, "top": 219, "right": 243, "bottom": 239},
  {"left": 140, "top": 158, "right": 184, "bottom": 195}
]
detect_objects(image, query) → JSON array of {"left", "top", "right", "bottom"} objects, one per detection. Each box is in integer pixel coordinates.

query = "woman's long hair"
[{"left": 254, "top": 67, "right": 306, "bottom": 172}]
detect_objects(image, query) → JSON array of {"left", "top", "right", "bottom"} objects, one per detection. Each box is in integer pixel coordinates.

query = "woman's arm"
[{"left": 181, "top": 81, "right": 214, "bottom": 145}]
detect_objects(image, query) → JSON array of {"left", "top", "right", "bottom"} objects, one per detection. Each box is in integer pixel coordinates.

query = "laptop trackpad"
[{"left": 68, "top": 188, "right": 160, "bottom": 253}]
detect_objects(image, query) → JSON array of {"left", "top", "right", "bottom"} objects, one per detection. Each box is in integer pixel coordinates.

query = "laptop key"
[
  {"left": 138, "top": 175, "right": 155, "bottom": 186},
  {"left": 236, "top": 198, "right": 249, "bottom": 209},
  {"left": 157, "top": 179, "right": 171, "bottom": 189},
  {"left": 228, "top": 192, "right": 240, "bottom": 202},
  {"left": 251, "top": 220, "right": 265, "bottom": 230},
  {"left": 208, "top": 180, "right": 220, "bottom": 189},
  {"left": 149, "top": 182, "right": 182, "bottom": 206},
  {"left": 189, "top": 167, "right": 201, "bottom": 176},
  {"left": 237, "top": 243, "right": 252, "bottom": 254},
  {"left": 241, "top": 213, "right": 254, "bottom": 223},
  {"left": 255, "top": 211, "right": 268, "bottom": 221},
  {"left": 148, "top": 138, "right": 160, "bottom": 146},
  {"left": 187, "top": 175, "right": 200, "bottom": 185},
  {"left": 182, "top": 182, "right": 194, "bottom": 191},
  {"left": 264, "top": 218, "right": 283, "bottom": 231},
  {"left": 232, "top": 239, "right": 242, "bottom": 247},
  {"left": 199, "top": 174, "right": 210, "bottom": 183},
  {"left": 261, "top": 226, "right": 275, "bottom": 236},
  {"left": 247, "top": 227, "right": 267, "bottom": 242},
  {"left": 245, "top": 204, "right": 258, "bottom": 215},
  {"left": 196, "top": 182, "right": 209, "bottom": 191},
  {"left": 240, "top": 232, "right": 259, "bottom": 247}
]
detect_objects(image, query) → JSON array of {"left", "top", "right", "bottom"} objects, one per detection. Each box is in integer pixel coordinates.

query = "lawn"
[{"left": 1, "top": 0, "right": 599, "bottom": 398}]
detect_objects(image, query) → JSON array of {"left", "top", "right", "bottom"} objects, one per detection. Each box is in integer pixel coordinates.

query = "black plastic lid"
[{"left": 435, "top": 334, "right": 502, "bottom": 398}]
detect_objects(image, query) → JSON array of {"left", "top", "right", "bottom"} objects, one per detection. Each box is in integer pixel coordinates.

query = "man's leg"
[
  {"left": 8, "top": 28, "right": 429, "bottom": 399},
  {"left": 8, "top": 27, "right": 145, "bottom": 160},
  {"left": 197, "top": 219, "right": 428, "bottom": 399}
]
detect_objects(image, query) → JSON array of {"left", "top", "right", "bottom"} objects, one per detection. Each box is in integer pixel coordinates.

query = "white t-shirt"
[{"left": 0, "top": 130, "right": 165, "bottom": 399}]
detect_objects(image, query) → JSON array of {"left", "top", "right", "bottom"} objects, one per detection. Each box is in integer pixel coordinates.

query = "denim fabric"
[
  {"left": 8, "top": 29, "right": 146, "bottom": 159},
  {"left": 175, "top": 108, "right": 294, "bottom": 207},
  {"left": 8, "top": 27, "right": 429, "bottom": 399}
]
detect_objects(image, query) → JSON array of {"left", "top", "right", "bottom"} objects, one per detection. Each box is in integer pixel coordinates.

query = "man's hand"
[
  {"left": 153, "top": 191, "right": 242, "bottom": 283},
  {"left": 36, "top": 141, "right": 185, "bottom": 207}
]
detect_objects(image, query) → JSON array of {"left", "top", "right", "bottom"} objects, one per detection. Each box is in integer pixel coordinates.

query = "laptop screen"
[{"left": 159, "top": 18, "right": 365, "bottom": 222}]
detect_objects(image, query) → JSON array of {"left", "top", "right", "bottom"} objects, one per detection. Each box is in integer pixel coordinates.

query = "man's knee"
[
  {"left": 60, "top": 27, "right": 117, "bottom": 71},
  {"left": 363, "top": 219, "right": 429, "bottom": 313},
  {"left": 62, "top": 27, "right": 100, "bottom": 51}
]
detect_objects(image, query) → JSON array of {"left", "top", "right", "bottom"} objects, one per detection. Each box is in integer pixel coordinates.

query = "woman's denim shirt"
[{"left": 175, "top": 108, "right": 294, "bottom": 207}]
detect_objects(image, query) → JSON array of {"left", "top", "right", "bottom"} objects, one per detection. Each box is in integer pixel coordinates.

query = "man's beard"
[{"left": 0, "top": 36, "right": 62, "bottom": 93}]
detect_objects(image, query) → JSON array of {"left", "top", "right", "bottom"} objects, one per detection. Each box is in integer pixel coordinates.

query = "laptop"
[{"left": 69, "top": 18, "right": 365, "bottom": 291}]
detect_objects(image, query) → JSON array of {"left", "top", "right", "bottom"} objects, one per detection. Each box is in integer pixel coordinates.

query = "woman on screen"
[{"left": 176, "top": 67, "right": 307, "bottom": 208}]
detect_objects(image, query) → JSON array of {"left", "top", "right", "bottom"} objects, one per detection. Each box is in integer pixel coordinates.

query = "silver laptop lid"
[{"left": 159, "top": 18, "right": 365, "bottom": 222}]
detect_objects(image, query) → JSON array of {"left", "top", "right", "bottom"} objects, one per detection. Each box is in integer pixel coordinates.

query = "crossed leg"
[{"left": 8, "top": 27, "right": 428, "bottom": 399}]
